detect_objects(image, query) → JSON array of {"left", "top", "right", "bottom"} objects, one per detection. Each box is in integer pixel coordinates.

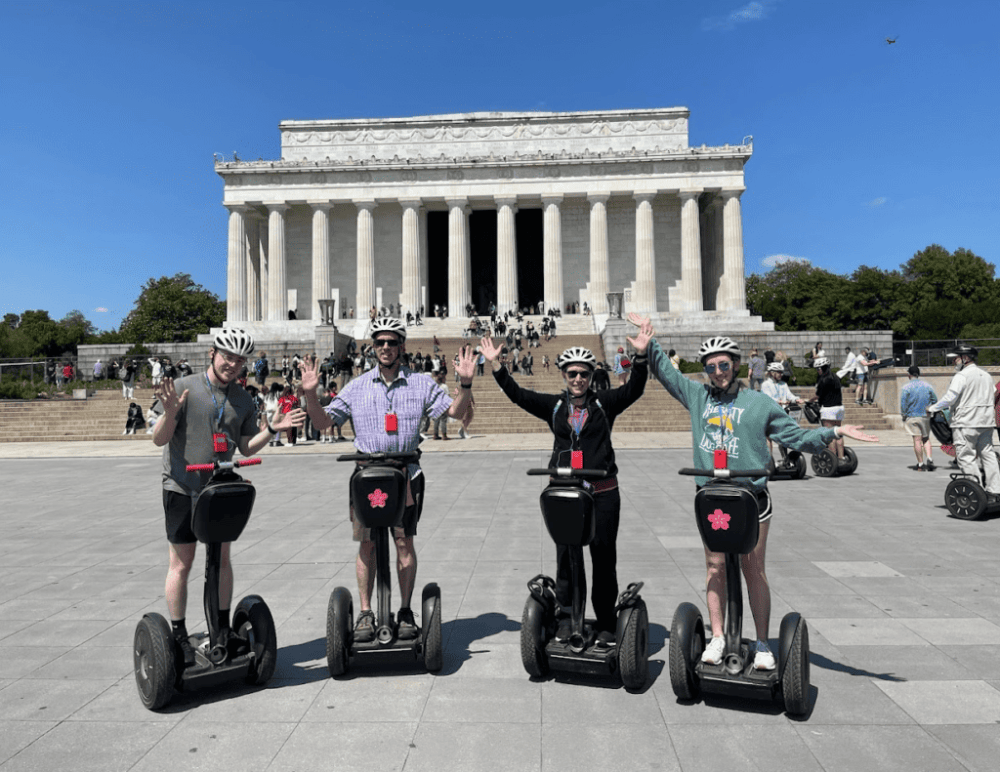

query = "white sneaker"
[
  {"left": 753, "top": 640, "right": 776, "bottom": 671},
  {"left": 701, "top": 636, "right": 725, "bottom": 665}
]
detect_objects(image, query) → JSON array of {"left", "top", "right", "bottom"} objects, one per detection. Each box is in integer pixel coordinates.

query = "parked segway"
[
  {"left": 326, "top": 451, "right": 442, "bottom": 676},
  {"left": 801, "top": 400, "right": 857, "bottom": 477},
  {"left": 932, "top": 411, "right": 1000, "bottom": 520},
  {"left": 668, "top": 465, "right": 810, "bottom": 716},
  {"left": 519, "top": 466, "right": 648, "bottom": 691},
  {"left": 769, "top": 403, "right": 807, "bottom": 480},
  {"left": 134, "top": 457, "right": 277, "bottom": 710}
]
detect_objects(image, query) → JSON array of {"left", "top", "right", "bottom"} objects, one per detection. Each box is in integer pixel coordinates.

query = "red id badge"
[
  {"left": 212, "top": 433, "right": 228, "bottom": 453},
  {"left": 571, "top": 450, "right": 583, "bottom": 469},
  {"left": 713, "top": 449, "right": 728, "bottom": 469},
  {"left": 385, "top": 413, "right": 398, "bottom": 432}
]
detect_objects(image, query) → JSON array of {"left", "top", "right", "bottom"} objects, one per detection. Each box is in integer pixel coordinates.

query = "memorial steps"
[{"left": 0, "top": 333, "right": 893, "bottom": 441}]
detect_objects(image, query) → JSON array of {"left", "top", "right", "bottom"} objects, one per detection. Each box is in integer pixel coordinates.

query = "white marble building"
[{"left": 215, "top": 108, "right": 770, "bottom": 339}]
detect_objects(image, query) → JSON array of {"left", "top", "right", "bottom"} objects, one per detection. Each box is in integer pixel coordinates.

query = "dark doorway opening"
[
  {"left": 426, "top": 211, "right": 449, "bottom": 314},
  {"left": 516, "top": 209, "right": 543, "bottom": 313},
  {"left": 469, "top": 210, "right": 497, "bottom": 314}
]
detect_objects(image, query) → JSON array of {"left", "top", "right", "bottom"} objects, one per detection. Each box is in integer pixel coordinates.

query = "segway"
[
  {"left": 519, "top": 466, "right": 648, "bottom": 691},
  {"left": 769, "top": 404, "right": 807, "bottom": 480},
  {"left": 668, "top": 465, "right": 810, "bottom": 716},
  {"left": 134, "top": 458, "right": 277, "bottom": 710},
  {"left": 326, "top": 451, "right": 442, "bottom": 675},
  {"left": 802, "top": 400, "right": 858, "bottom": 477},
  {"left": 932, "top": 412, "right": 1000, "bottom": 520}
]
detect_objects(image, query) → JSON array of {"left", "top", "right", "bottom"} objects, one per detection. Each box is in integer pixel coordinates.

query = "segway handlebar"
[
  {"left": 527, "top": 468, "right": 608, "bottom": 478},
  {"left": 336, "top": 451, "right": 420, "bottom": 463},
  {"left": 185, "top": 458, "right": 262, "bottom": 472},
  {"left": 678, "top": 467, "right": 770, "bottom": 479}
]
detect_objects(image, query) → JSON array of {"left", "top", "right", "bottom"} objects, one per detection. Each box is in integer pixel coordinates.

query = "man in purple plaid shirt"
[{"left": 301, "top": 317, "right": 477, "bottom": 642}]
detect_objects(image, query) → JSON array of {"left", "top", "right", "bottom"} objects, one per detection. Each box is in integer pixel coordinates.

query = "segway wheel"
[
  {"left": 668, "top": 602, "right": 704, "bottom": 701},
  {"left": 841, "top": 447, "right": 858, "bottom": 476},
  {"left": 780, "top": 617, "right": 811, "bottom": 717},
  {"left": 945, "top": 478, "right": 988, "bottom": 520},
  {"left": 234, "top": 595, "right": 277, "bottom": 685},
  {"left": 421, "top": 583, "right": 443, "bottom": 673},
  {"left": 792, "top": 452, "right": 807, "bottom": 479},
  {"left": 519, "top": 595, "right": 549, "bottom": 678},
  {"left": 811, "top": 449, "right": 837, "bottom": 477},
  {"left": 618, "top": 598, "right": 649, "bottom": 691},
  {"left": 326, "top": 587, "right": 353, "bottom": 676},
  {"left": 134, "top": 613, "right": 176, "bottom": 710}
]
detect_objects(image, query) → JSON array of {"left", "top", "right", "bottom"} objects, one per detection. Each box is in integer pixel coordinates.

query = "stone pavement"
[{"left": 2, "top": 440, "right": 1000, "bottom": 771}]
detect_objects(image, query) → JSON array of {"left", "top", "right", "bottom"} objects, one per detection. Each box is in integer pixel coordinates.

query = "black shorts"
[
  {"left": 163, "top": 489, "right": 197, "bottom": 544},
  {"left": 349, "top": 467, "right": 425, "bottom": 542}
]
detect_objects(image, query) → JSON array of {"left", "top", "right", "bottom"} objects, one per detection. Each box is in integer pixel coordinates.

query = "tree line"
[
  {"left": 0, "top": 274, "right": 225, "bottom": 360},
  {"left": 746, "top": 244, "right": 1000, "bottom": 341}
]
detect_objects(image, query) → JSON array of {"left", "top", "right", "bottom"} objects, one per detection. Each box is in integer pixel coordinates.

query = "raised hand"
[
  {"left": 155, "top": 377, "right": 188, "bottom": 419},
  {"left": 455, "top": 345, "right": 476, "bottom": 381},
  {"left": 479, "top": 335, "right": 503, "bottom": 362},
  {"left": 273, "top": 408, "right": 307, "bottom": 431},
  {"left": 626, "top": 315, "right": 654, "bottom": 354},
  {"left": 840, "top": 425, "right": 879, "bottom": 443},
  {"left": 299, "top": 355, "right": 320, "bottom": 392}
]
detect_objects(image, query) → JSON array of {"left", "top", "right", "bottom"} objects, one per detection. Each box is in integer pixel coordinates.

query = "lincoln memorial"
[{"left": 214, "top": 108, "right": 772, "bottom": 340}]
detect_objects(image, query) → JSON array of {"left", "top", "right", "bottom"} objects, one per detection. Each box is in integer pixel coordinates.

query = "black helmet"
[{"left": 951, "top": 344, "right": 978, "bottom": 359}]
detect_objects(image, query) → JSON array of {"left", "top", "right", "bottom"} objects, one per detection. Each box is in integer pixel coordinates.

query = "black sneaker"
[
  {"left": 925, "top": 461, "right": 935, "bottom": 472},
  {"left": 596, "top": 630, "right": 617, "bottom": 648},
  {"left": 354, "top": 610, "right": 376, "bottom": 643},
  {"left": 396, "top": 607, "right": 418, "bottom": 640},
  {"left": 174, "top": 632, "right": 196, "bottom": 666},
  {"left": 555, "top": 618, "right": 572, "bottom": 641}
]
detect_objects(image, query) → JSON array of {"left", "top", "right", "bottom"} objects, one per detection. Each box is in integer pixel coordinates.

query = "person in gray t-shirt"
[{"left": 151, "top": 329, "right": 304, "bottom": 661}]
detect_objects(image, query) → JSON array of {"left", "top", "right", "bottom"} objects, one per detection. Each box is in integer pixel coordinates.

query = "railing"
[{"left": 894, "top": 339, "right": 1000, "bottom": 368}]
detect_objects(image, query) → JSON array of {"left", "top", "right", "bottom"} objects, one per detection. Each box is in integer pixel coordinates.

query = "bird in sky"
[{"left": 886, "top": 36, "right": 898, "bottom": 44}]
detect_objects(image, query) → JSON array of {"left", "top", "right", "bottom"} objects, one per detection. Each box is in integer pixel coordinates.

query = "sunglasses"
[
  {"left": 704, "top": 362, "right": 732, "bottom": 374},
  {"left": 373, "top": 339, "right": 401, "bottom": 348},
  {"left": 565, "top": 370, "right": 592, "bottom": 380},
  {"left": 218, "top": 352, "right": 246, "bottom": 366}
]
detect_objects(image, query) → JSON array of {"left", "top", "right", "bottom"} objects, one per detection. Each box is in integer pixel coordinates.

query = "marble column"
[
  {"left": 265, "top": 203, "right": 289, "bottom": 321},
  {"left": 542, "top": 195, "right": 564, "bottom": 314},
  {"left": 496, "top": 197, "right": 518, "bottom": 315},
  {"left": 257, "top": 215, "right": 269, "bottom": 317},
  {"left": 246, "top": 213, "right": 261, "bottom": 321},
  {"left": 446, "top": 198, "right": 471, "bottom": 317},
  {"left": 225, "top": 205, "right": 248, "bottom": 322},
  {"left": 719, "top": 188, "right": 747, "bottom": 311},
  {"left": 419, "top": 207, "right": 429, "bottom": 316},
  {"left": 587, "top": 194, "right": 610, "bottom": 315},
  {"left": 355, "top": 201, "right": 377, "bottom": 317},
  {"left": 710, "top": 196, "right": 726, "bottom": 311},
  {"left": 679, "top": 189, "right": 704, "bottom": 313},
  {"left": 309, "top": 202, "right": 332, "bottom": 323},
  {"left": 400, "top": 199, "right": 422, "bottom": 316},
  {"left": 633, "top": 192, "right": 658, "bottom": 313}
]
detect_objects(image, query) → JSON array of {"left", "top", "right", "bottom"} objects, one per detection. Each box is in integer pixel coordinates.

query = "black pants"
[{"left": 555, "top": 487, "right": 620, "bottom": 633}]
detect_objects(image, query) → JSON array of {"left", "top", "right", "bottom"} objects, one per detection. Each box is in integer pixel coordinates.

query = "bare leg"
[
  {"left": 395, "top": 535, "right": 417, "bottom": 607},
  {"left": 704, "top": 546, "right": 727, "bottom": 638},
  {"left": 356, "top": 540, "right": 376, "bottom": 611},
  {"left": 923, "top": 437, "right": 933, "bottom": 465},
  {"left": 166, "top": 542, "right": 197, "bottom": 620},
  {"left": 822, "top": 419, "right": 844, "bottom": 458},
  {"left": 912, "top": 435, "right": 925, "bottom": 465},
  {"left": 741, "top": 520, "right": 771, "bottom": 641}
]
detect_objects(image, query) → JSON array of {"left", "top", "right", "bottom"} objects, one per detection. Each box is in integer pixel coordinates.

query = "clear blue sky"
[{"left": 2, "top": 0, "right": 998, "bottom": 331}]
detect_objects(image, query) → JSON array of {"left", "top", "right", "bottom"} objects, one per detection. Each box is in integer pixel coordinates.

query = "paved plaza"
[{"left": 2, "top": 439, "right": 1000, "bottom": 771}]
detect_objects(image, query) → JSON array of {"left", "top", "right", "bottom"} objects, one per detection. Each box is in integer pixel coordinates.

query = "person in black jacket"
[{"left": 479, "top": 331, "right": 651, "bottom": 646}]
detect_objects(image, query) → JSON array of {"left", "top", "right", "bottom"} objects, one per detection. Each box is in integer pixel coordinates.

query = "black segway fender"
[
  {"left": 613, "top": 581, "right": 644, "bottom": 642},
  {"left": 777, "top": 611, "right": 803, "bottom": 681}
]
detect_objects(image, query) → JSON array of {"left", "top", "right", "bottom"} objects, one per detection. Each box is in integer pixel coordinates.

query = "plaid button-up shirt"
[{"left": 325, "top": 367, "right": 452, "bottom": 473}]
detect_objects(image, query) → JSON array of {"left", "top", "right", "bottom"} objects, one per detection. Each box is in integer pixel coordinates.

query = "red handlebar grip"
[
  {"left": 186, "top": 463, "right": 216, "bottom": 472},
  {"left": 237, "top": 458, "right": 262, "bottom": 467}
]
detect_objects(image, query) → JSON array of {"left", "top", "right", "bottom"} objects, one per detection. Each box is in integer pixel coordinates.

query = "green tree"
[
  {"left": 746, "top": 261, "right": 853, "bottom": 331},
  {"left": 120, "top": 273, "right": 225, "bottom": 344},
  {"left": 2, "top": 313, "right": 19, "bottom": 329},
  {"left": 16, "top": 310, "right": 62, "bottom": 357}
]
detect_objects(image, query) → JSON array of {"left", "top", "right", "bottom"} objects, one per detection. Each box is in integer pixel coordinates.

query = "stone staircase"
[{"left": 0, "top": 332, "right": 893, "bottom": 442}]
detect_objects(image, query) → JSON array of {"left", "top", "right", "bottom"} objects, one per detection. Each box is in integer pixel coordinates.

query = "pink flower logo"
[
  {"left": 368, "top": 488, "right": 388, "bottom": 508},
  {"left": 708, "top": 508, "right": 731, "bottom": 531}
]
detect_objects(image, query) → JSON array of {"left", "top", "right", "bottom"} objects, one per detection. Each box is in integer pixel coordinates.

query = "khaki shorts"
[{"left": 904, "top": 416, "right": 931, "bottom": 439}]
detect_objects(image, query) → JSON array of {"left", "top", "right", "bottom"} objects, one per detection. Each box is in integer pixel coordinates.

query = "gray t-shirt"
[{"left": 154, "top": 373, "right": 258, "bottom": 496}]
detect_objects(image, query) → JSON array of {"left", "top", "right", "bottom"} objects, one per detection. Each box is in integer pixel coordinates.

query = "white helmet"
[
  {"left": 814, "top": 356, "right": 830, "bottom": 369},
  {"left": 556, "top": 346, "right": 597, "bottom": 370},
  {"left": 698, "top": 336, "right": 741, "bottom": 364},
  {"left": 370, "top": 316, "right": 407, "bottom": 342},
  {"left": 767, "top": 362, "right": 784, "bottom": 373},
  {"left": 214, "top": 328, "right": 255, "bottom": 357}
]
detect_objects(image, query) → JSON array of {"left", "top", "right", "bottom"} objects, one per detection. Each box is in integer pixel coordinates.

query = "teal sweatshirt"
[{"left": 647, "top": 339, "right": 838, "bottom": 492}]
